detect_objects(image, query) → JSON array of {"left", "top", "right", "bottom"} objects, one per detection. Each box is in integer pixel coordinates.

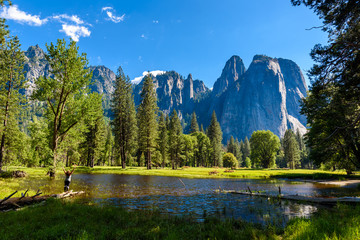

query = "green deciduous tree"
[
  {"left": 250, "top": 130, "right": 280, "bottom": 168},
  {"left": 111, "top": 66, "right": 137, "bottom": 169},
  {"left": 207, "top": 111, "right": 223, "bottom": 167},
  {"left": 223, "top": 152, "right": 237, "bottom": 168},
  {"left": 32, "top": 39, "right": 93, "bottom": 171},
  {"left": 137, "top": 74, "right": 158, "bottom": 169}
]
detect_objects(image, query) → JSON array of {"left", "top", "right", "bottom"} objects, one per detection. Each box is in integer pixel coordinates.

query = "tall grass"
[{"left": 0, "top": 199, "right": 359, "bottom": 239}]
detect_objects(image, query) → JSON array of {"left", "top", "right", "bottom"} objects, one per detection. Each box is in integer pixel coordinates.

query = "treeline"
[{"left": 0, "top": 0, "right": 311, "bottom": 172}]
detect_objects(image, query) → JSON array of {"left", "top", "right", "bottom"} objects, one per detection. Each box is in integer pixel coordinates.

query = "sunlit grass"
[{"left": 0, "top": 199, "right": 359, "bottom": 239}]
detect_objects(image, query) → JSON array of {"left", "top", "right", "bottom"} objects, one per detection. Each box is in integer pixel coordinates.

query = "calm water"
[{"left": 19, "top": 174, "right": 360, "bottom": 225}]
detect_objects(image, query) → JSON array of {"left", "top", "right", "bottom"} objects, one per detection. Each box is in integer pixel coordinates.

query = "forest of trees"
[{"left": 2, "top": 0, "right": 357, "bottom": 174}]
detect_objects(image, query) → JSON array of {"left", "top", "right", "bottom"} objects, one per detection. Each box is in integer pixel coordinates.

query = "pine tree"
[
  {"left": 137, "top": 74, "right": 158, "bottom": 169},
  {"left": 0, "top": 35, "right": 26, "bottom": 171},
  {"left": 32, "top": 39, "right": 93, "bottom": 172},
  {"left": 283, "top": 129, "right": 300, "bottom": 169},
  {"left": 168, "top": 110, "right": 183, "bottom": 169},
  {"left": 243, "top": 137, "right": 251, "bottom": 163},
  {"left": 157, "top": 112, "right": 168, "bottom": 168},
  {"left": 190, "top": 112, "right": 199, "bottom": 133},
  {"left": 111, "top": 66, "right": 137, "bottom": 169},
  {"left": 207, "top": 111, "right": 223, "bottom": 167}
]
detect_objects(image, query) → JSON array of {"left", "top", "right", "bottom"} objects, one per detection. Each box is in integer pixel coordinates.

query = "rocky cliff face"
[
  {"left": 133, "top": 71, "right": 209, "bottom": 116},
  {"left": 212, "top": 55, "right": 246, "bottom": 96},
  {"left": 23, "top": 46, "right": 116, "bottom": 97},
  {"left": 23, "top": 45, "right": 51, "bottom": 96},
  {"left": 213, "top": 55, "right": 307, "bottom": 141},
  {"left": 22, "top": 45, "right": 307, "bottom": 141}
]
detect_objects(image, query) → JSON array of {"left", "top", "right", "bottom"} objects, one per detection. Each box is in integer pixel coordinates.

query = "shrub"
[{"left": 223, "top": 153, "right": 237, "bottom": 168}]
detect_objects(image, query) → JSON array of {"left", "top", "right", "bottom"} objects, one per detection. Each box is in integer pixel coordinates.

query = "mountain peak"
[
  {"left": 25, "top": 45, "right": 45, "bottom": 59},
  {"left": 212, "top": 55, "right": 246, "bottom": 96}
]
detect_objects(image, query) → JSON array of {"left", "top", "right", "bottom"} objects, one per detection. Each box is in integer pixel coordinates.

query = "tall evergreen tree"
[
  {"left": 137, "top": 74, "right": 158, "bottom": 169},
  {"left": 190, "top": 112, "right": 199, "bottom": 133},
  {"left": 168, "top": 110, "right": 183, "bottom": 169},
  {"left": 207, "top": 111, "right": 223, "bottom": 167},
  {"left": 111, "top": 66, "right": 137, "bottom": 169},
  {"left": 227, "top": 136, "right": 242, "bottom": 166},
  {"left": 32, "top": 39, "right": 94, "bottom": 172},
  {"left": 0, "top": 35, "right": 26, "bottom": 171},
  {"left": 293, "top": 0, "right": 360, "bottom": 171},
  {"left": 242, "top": 137, "right": 251, "bottom": 164},
  {"left": 157, "top": 112, "right": 168, "bottom": 168},
  {"left": 283, "top": 129, "right": 300, "bottom": 169}
]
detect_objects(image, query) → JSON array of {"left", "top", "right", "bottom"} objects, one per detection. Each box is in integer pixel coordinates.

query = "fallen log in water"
[
  {"left": 0, "top": 190, "right": 85, "bottom": 211},
  {"left": 228, "top": 190, "right": 360, "bottom": 205}
]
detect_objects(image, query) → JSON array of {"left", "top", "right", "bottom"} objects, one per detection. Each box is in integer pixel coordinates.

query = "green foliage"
[
  {"left": 223, "top": 152, "right": 237, "bottom": 168},
  {"left": 156, "top": 112, "right": 168, "bottom": 168},
  {"left": 241, "top": 137, "right": 251, "bottom": 164},
  {"left": 190, "top": 111, "right": 199, "bottom": 133},
  {"left": 293, "top": 0, "right": 360, "bottom": 172},
  {"left": 283, "top": 129, "right": 300, "bottom": 169},
  {"left": 0, "top": 34, "right": 26, "bottom": 171},
  {"left": 250, "top": 130, "right": 280, "bottom": 168},
  {"left": 168, "top": 110, "right": 183, "bottom": 169},
  {"left": 111, "top": 66, "right": 137, "bottom": 169},
  {"left": 137, "top": 74, "right": 158, "bottom": 169},
  {"left": 244, "top": 157, "right": 252, "bottom": 168},
  {"left": 192, "top": 131, "right": 212, "bottom": 167},
  {"left": 207, "top": 111, "right": 223, "bottom": 167},
  {"left": 181, "top": 134, "right": 197, "bottom": 166},
  {"left": 227, "top": 136, "right": 242, "bottom": 166},
  {"left": 32, "top": 39, "right": 93, "bottom": 168}
]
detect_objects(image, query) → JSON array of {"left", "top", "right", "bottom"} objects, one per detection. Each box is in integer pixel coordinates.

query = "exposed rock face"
[
  {"left": 23, "top": 45, "right": 51, "bottom": 96},
  {"left": 23, "top": 45, "right": 116, "bottom": 98},
  {"left": 212, "top": 55, "right": 246, "bottom": 96},
  {"left": 133, "top": 71, "right": 209, "bottom": 116},
  {"left": 22, "top": 45, "right": 307, "bottom": 142},
  {"left": 215, "top": 55, "right": 307, "bottom": 141},
  {"left": 89, "top": 65, "right": 116, "bottom": 96}
]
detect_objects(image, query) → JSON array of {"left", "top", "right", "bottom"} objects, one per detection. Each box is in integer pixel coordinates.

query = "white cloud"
[
  {"left": 101, "top": 6, "right": 125, "bottom": 23},
  {"left": 0, "top": 5, "right": 47, "bottom": 26},
  {"left": 53, "top": 14, "right": 84, "bottom": 25},
  {"left": 141, "top": 34, "right": 145, "bottom": 38},
  {"left": 60, "top": 24, "right": 91, "bottom": 42},
  {"left": 131, "top": 70, "right": 166, "bottom": 85},
  {"left": 153, "top": 20, "right": 159, "bottom": 24}
]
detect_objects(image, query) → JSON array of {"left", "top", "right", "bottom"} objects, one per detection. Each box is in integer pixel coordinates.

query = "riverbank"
[{"left": 0, "top": 199, "right": 359, "bottom": 239}]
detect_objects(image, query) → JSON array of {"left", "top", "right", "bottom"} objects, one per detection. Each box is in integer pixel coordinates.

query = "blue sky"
[{"left": 1, "top": 0, "right": 327, "bottom": 87}]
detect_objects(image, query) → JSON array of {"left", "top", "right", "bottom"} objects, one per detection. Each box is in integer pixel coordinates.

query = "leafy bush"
[{"left": 223, "top": 153, "right": 237, "bottom": 168}]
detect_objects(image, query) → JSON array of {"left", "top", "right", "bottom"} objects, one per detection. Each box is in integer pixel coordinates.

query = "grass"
[
  {"left": 0, "top": 198, "right": 279, "bottom": 240},
  {"left": 75, "top": 166, "right": 359, "bottom": 180},
  {"left": 0, "top": 199, "right": 360, "bottom": 239}
]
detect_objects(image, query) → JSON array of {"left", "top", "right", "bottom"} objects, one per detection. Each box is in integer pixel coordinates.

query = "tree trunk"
[{"left": 147, "top": 149, "right": 151, "bottom": 169}]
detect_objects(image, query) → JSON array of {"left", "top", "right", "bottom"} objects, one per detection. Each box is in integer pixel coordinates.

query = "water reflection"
[{"left": 18, "top": 174, "right": 360, "bottom": 225}]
